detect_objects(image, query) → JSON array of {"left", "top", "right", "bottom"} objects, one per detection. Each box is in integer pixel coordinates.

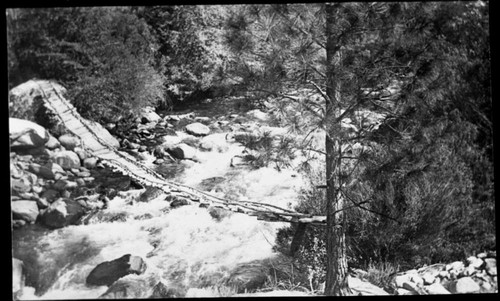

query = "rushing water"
[{"left": 13, "top": 106, "right": 315, "bottom": 299}]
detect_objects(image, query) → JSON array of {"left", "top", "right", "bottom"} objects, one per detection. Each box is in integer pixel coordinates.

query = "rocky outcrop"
[
  {"left": 86, "top": 254, "right": 147, "bottom": 286},
  {"left": 9, "top": 118, "right": 50, "bottom": 149}
]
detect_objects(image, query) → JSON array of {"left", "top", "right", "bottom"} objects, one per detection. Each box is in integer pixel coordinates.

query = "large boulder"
[
  {"left": 9, "top": 118, "right": 50, "bottom": 149},
  {"left": 224, "top": 262, "right": 268, "bottom": 293},
  {"left": 11, "top": 200, "right": 39, "bottom": 223},
  {"left": 52, "top": 151, "right": 81, "bottom": 170},
  {"left": 425, "top": 282, "right": 450, "bottom": 294},
  {"left": 86, "top": 254, "right": 147, "bottom": 286},
  {"left": 185, "top": 122, "right": 210, "bottom": 136},
  {"left": 11, "top": 178, "right": 32, "bottom": 195},
  {"left": 44, "top": 135, "right": 61, "bottom": 150},
  {"left": 454, "top": 277, "right": 480, "bottom": 294},
  {"left": 39, "top": 198, "right": 86, "bottom": 229},
  {"left": 167, "top": 143, "right": 197, "bottom": 160},
  {"left": 58, "top": 134, "right": 80, "bottom": 150}
]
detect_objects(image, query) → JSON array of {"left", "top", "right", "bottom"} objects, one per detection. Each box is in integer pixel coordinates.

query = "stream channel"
[{"left": 12, "top": 96, "right": 324, "bottom": 299}]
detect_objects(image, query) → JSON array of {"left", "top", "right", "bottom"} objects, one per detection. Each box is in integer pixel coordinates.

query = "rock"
[
  {"left": 425, "top": 282, "right": 451, "bottom": 294},
  {"left": 138, "top": 187, "right": 164, "bottom": 203},
  {"left": 467, "top": 256, "right": 484, "bottom": 269},
  {"left": 11, "top": 178, "right": 32, "bottom": 195},
  {"left": 74, "top": 147, "right": 87, "bottom": 160},
  {"left": 194, "top": 116, "right": 210, "bottom": 122},
  {"left": 246, "top": 109, "right": 269, "bottom": 121},
  {"left": 9, "top": 118, "right": 49, "bottom": 149},
  {"left": 30, "top": 162, "right": 65, "bottom": 179},
  {"left": 11, "top": 200, "right": 39, "bottom": 223},
  {"left": 150, "top": 282, "right": 173, "bottom": 298},
  {"left": 208, "top": 206, "right": 232, "bottom": 221},
  {"left": 422, "top": 273, "right": 436, "bottom": 285},
  {"left": 36, "top": 197, "right": 50, "bottom": 209},
  {"left": 153, "top": 158, "right": 164, "bottom": 164},
  {"left": 13, "top": 258, "right": 24, "bottom": 295},
  {"left": 41, "top": 189, "right": 59, "bottom": 202},
  {"left": 86, "top": 254, "right": 147, "bottom": 286},
  {"left": 32, "top": 185, "right": 43, "bottom": 194},
  {"left": 11, "top": 162, "right": 24, "bottom": 179},
  {"left": 12, "top": 219, "right": 27, "bottom": 228},
  {"left": 484, "top": 258, "right": 497, "bottom": 276},
  {"left": 446, "top": 261, "right": 465, "bottom": 272},
  {"left": 477, "top": 252, "right": 488, "bottom": 259},
  {"left": 39, "top": 198, "right": 86, "bottom": 229},
  {"left": 454, "top": 277, "right": 480, "bottom": 294},
  {"left": 185, "top": 122, "right": 210, "bottom": 136},
  {"left": 168, "top": 143, "right": 197, "bottom": 160},
  {"left": 348, "top": 276, "right": 389, "bottom": 295},
  {"left": 53, "top": 179, "right": 78, "bottom": 191},
  {"left": 168, "top": 196, "right": 192, "bottom": 209},
  {"left": 44, "top": 135, "right": 61, "bottom": 149},
  {"left": 199, "top": 134, "right": 229, "bottom": 152},
  {"left": 58, "top": 134, "right": 80, "bottom": 150},
  {"left": 410, "top": 274, "right": 424, "bottom": 286},
  {"left": 224, "top": 262, "right": 268, "bottom": 293},
  {"left": 395, "top": 274, "right": 411, "bottom": 288},
  {"left": 100, "top": 279, "right": 148, "bottom": 299},
  {"left": 397, "top": 288, "right": 416, "bottom": 295},
  {"left": 76, "top": 178, "right": 86, "bottom": 187},
  {"left": 140, "top": 107, "right": 161, "bottom": 124},
  {"left": 52, "top": 151, "right": 81, "bottom": 169},
  {"left": 83, "top": 157, "right": 98, "bottom": 169},
  {"left": 402, "top": 281, "right": 427, "bottom": 295}
]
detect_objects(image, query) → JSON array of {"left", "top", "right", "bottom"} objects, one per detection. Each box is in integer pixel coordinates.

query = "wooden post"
[{"left": 290, "top": 223, "right": 308, "bottom": 255}]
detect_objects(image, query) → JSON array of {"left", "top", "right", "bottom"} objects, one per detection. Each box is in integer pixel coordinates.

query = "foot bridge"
[{"left": 36, "top": 79, "right": 325, "bottom": 251}]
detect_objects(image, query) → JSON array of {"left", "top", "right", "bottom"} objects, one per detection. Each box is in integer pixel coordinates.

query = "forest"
[{"left": 8, "top": 2, "right": 495, "bottom": 298}]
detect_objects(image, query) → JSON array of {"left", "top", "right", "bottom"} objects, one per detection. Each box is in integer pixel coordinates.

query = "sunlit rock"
[
  {"left": 52, "top": 150, "right": 81, "bottom": 170},
  {"left": 11, "top": 200, "right": 39, "bottom": 223},
  {"left": 140, "top": 106, "right": 161, "bottom": 124},
  {"left": 44, "top": 135, "right": 61, "bottom": 150},
  {"left": 425, "top": 282, "right": 450, "bottom": 294},
  {"left": 484, "top": 258, "right": 497, "bottom": 276},
  {"left": 12, "top": 258, "right": 24, "bottom": 296},
  {"left": 86, "top": 254, "right": 147, "bottom": 286},
  {"left": 349, "top": 276, "right": 390, "bottom": 295},
  {"left": 167, "top": 143, "right": 197, "bottom": 160},
  {"left": 58, "top": 134, "right": 80, "bottom": 150},
  {"left": 185, "top": 122, "right": 210, "bottom": 136},
  {"left": 454, "top": 277, "right": 480, "bottom": 294},
  {"left": 9, "top": 118, "right": 49, "bottom": 149},
  {"left": 11, "top": 178, "right": 32, "bottom": 195}
]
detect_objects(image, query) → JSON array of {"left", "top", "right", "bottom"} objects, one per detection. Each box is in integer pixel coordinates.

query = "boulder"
[
  {"left": 99, "top": 279, "right": 148, "bottom": 299},
  {"left": 30, "top": 162, "right": 65, "bottom": 179},
  {"left": 9, "top": 80, "right": 47, "bottom": 120},
  {"left": 41, "top": 189, "right": 59, "bottom": 202},
  {"left": 45, "top": 135, "right": 61, "bottom": 149},
  {"left": 484, "top": 258, "right": 497, "bottom": 276},
  {"left": 12, "top": 258, "right": 24, "bottom": 295},
  {"left": 208, "top": 206, "right": 232, "bottom": 221},
  {"left": 140, "top": 107, "right": 161, "bottom": 124},
  {"left": 422, "top": 273, "right": 436, "bottom": 285},
  {"left": 11, "top": 178, "right": 32, "bottom": 195},
  {"left": 168, "top": 143, "right": 197, "bottom": 160},
  {"left": 10, "top": 162, "right": 24, "bottom": 179},
  {"left": 425, "top": 282, "right": 450, "bottom": 294},
  {"left": 52, "top": 151, "right": 81, "bottom": 169},
  {"left": 348, "top": 276, "right": 389, "bottom": 296},
  {"left": 199, "top": 134, "right": 229, "bottom": 152},
  {"left": 454, "top": 277, "right": 480, "bottom": 294},
  {"left": 58, "top": 134, "right": 80, "bottom": 150},
  {"left": 185, "top": 122, "right": 210, "bottom": 136},
  {"left": 138, "top": 187, "right": 164, "bottom": 203},
  {"left": 467, "top": 256, "right": 484, "bottom": 269},
  {"left": 83, "top": 157, "right": 98, "bottom": 169},
  {"left": 86, "top": 254, "right": 147, "bottom": 286},
  {"left": 9, "top": 118, "right": 49, "bottom": 149},
  {"left": 39, "top": 198, "right": 86, "bottom": 229},
  {"left": 74, "top": 147, "right": 87, "bottom": 160},
  {"left": 168, "top": 196, "right": 192, "bottom": 209},
  {"left": 53, "top": 179, "right": 78, "bottom": 191},
  {"left": 246, "top": 109, "right": 269, "bottom": 121},
  {"left": 11, "top": 200, "right": 39, "bottom": 223},
  {"left": 224, "top": 262, "right": 268, "bottom": 293}
]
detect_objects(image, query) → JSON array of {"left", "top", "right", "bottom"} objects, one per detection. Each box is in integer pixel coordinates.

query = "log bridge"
[{"left": 35, "top": 80, "right": 325, "bottom": 252}]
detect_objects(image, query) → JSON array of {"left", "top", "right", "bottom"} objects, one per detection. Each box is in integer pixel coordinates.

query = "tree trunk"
[{"left": 324, "top": 2, "right": 351, "bottom": 296}]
